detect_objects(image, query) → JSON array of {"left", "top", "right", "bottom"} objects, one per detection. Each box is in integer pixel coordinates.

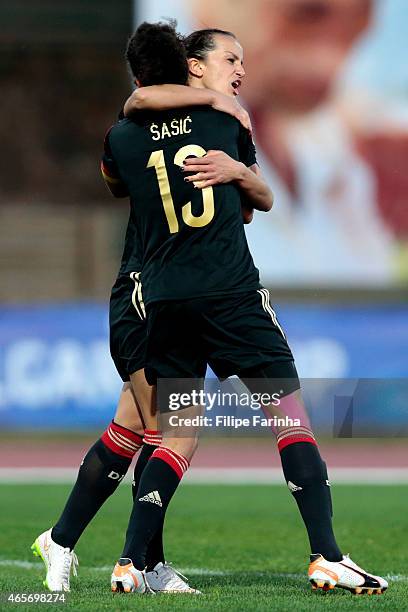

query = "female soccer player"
[{"left": 112, "top": 28, "right": 388, "bottom": 597}]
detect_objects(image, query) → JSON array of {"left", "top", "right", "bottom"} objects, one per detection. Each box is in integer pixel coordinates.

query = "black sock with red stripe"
[
  {"left": 122, "top": 447, "right": 189, "bottom": 570},
  {"left": 52, "top": 421, "right": 142, "bottom": 550},
  {"left": 280, "top": 441, "right": 342, "bottom": 562},
  {"left": 131, "top": 430, "right": 165, "bottom": 570}
]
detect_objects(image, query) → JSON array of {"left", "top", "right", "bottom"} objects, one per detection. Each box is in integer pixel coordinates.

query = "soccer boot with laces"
[
  {"left": 146, "top": 562, "right": 201, "bottom": 593},
  {"left": 31, "top": 528, "right": 78, "bottom": 592}
]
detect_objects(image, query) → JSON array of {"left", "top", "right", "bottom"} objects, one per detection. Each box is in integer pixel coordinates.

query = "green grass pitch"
[{"left": 0, "top": 484, "right": 407, "bottom": 610}]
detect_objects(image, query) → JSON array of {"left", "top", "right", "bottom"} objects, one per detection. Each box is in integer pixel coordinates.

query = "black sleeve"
[
  {"left": 237, "top": 125, "right": 257, "bottom": 167},
  {"left": 100, "top": 127, "right": 125, "bottom": 185}
]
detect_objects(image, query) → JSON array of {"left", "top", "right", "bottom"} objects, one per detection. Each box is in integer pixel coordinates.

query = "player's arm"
[
  {"left": 183, "top": 154, "right": 273, "bottom": 213},
  {"left": 240, "top": 164, "right": 268, "bottom": 223},
  {"left": 237, "top": 162, "right": 273, "bottom": 214},
  {"left": 101, "top": 129, "right": 129, "bottom": 198},
  {"left": 101, "top": 159, "right": 128, "bottom": 198},
  {"left": 124, "top": 85, "right": 252, "bottom": 133},
  {"left": 241, "top": 202, "right": 254, "bottom": 224}
]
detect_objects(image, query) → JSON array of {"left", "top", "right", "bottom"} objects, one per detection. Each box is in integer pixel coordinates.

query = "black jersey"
[
  {"left": 105, "top": 106, "right": 261, "bottom": 305},
  {"left": 101, "top": 128, "right": 142, "bottom": 274}
]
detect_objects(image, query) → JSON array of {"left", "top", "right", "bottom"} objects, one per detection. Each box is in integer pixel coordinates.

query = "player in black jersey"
[
  {"left": 108, "top": 28, "right": 388, "bottom": 596},
  {"left": 31, "top": 22, "right": 275, "bottom": 595},
  {"left": 106, "top": 28, "right": 279, "bottom": 594}
]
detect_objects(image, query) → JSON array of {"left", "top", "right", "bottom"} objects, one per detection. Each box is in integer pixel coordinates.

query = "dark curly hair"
[
  {"left": 184, "top": 29, "right": 236, "bottom": 60},
  {"left": 126, "top": 21, "right": 188, "bottom": 86}
]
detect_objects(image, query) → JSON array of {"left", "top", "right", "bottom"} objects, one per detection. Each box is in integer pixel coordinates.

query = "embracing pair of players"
[{"left": 32, "top": 21, "right": 387, "bottom": 597}]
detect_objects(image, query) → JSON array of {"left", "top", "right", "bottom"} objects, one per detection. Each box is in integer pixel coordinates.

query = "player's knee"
[
  {"left": 113, "top": 382, "right": 145, "bottom": 433},
  {"left": 161, "top": 435, "right": 198, "bottom": 463},
  {"left": 189, "top": 434, "right": 199, "bottom": 456},
  {"left": 114, "top": 413, "right": 144, "bottom": 436}
]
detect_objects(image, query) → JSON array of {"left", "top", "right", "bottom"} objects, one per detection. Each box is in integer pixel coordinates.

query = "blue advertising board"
[{"left": 0, "top": 302, "right": 407, "bottom": 430}]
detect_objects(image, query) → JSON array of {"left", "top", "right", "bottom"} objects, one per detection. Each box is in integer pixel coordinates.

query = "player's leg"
[
  {"left": 207, "top": 290, "right": 342, "bottom": 559},
  {"left": 240, "top": 365, "right": 343, "bottom": 563},
  {"left": 51, "top": 383, "right": 143, "bottom": 550},
  {"left": 109, "top": 274, "right": 168, "bottom": 571},
  {"left": 110, "top": 380, "right": 165, "bottom": 572},
  {"left": 113, "top": 398, "right": 201, "bottom": 593},
  {"left": 125, "top": 384, "right": 188, "bottom": 585},
  {"left": 114, "top": 301, "right": 203, "bottom": 587},
  {"left": 253, "top": 377, "right": 385, "bottom": 593},
  {"left": 128, "top": 369, "right": 166, "bottom": 573},
  {"left": 206, "top": 289, "right": 387, "bottom": 593},
  {"left": 32, "top": 383, "right": 144, "bottom": 592},
  {"left": 108, "top": 276, "right": 198, "bottom": 592},
  {"left": 32, "top": 274, "right": 148, "bottom": 592},
  {"left": 117, "top": 404, "right": 200, "bottom": 585}
]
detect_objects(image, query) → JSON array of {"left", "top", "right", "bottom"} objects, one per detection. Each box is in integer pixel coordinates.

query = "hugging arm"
[
  {"left": 124, "top": 87, "right": 272, "bottom": 217},
  {"left": 124, "top": 85, "right": 251, "bottom": 133},
  {"left": 183, "top": 154, "right": 273, "bottom": 217}
]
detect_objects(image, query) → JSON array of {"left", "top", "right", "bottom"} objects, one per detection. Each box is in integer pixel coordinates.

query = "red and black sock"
[
  {"left": 279, "top": 439, "right": 342, "bottom": 561},
  {"left": 131, "top": 430, "right": 165, "bottom": 570},
  {"left": 122, "top": 446, "right": 189, "bottom": 570},
  {"left": 52, "top": 421, "right": 142, "bottom": 550}
]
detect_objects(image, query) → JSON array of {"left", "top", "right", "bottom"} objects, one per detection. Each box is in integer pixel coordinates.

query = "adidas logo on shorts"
[{"left": 138, "top": 490, "right": 163, "bottom": 507}]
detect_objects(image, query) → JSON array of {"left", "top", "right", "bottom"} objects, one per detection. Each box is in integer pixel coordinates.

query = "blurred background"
[{"left": 0, "top": 0, "right": 407, "bottom": 480}]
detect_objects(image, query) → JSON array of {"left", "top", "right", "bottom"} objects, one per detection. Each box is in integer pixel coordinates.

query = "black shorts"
[
  {"left": 109, "top": 273, "right": 147, "bottom": 382},
  {"left": 145, "top": 288, "right": 298, "bottom": 391}
]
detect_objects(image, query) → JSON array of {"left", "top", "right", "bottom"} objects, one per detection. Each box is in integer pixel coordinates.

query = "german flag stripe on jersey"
[{"left": 101, "top": 159, "right": 122, "bottom": 184}]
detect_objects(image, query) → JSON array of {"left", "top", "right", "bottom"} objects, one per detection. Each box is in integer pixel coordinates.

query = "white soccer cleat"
[
  {"left": 31, "top": 528, "right": 78, "bottom": 592},
  {"left": 111, "top": 558, "right": 152, "bottom": 594},
  {"left": 146, "top": 562, "right": 201, "bottom": 593},
  {"left": 308, "top": 553, "right": 388, "bottom": 595}
]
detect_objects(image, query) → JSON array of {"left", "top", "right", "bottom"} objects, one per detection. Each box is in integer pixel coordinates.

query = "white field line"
[
  {"left": 0, "top": 559, "right": 408, "bottom": 582},
  {"left": 0, "top": 560, "right": 228, "bottom": 576},
  {"left": 0, "top": 560, "right": 406, "bottom": 583},
  {"left": 0, "top": 467, "right": 407, "bottom": 484}
]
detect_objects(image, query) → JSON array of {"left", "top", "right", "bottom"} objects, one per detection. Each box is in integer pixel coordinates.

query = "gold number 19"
[{"left": 147, "top": 144, "right": 215, "bottom": 234}]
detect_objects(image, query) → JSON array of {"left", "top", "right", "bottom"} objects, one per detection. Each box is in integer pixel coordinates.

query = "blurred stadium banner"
[
  {"left": 1, "top": 302, "right": 407, "bottom": 432},
  {"left": 136, "top": 0, "right": 408, "bottom": 288}
]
